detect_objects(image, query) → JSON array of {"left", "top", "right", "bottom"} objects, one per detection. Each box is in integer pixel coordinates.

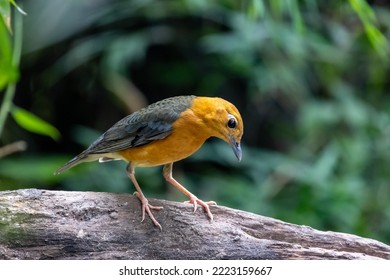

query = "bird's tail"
[{"left": 54, "top": 152, "right": 91, "bottom": 175}]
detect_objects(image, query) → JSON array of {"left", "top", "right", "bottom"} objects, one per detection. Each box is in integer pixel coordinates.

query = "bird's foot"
[
  {"left": 133, "top": 191, "right": 163, "bottom": 230},
  {"left": 184, "top": 195, "right": 216, "bottom": 221}
]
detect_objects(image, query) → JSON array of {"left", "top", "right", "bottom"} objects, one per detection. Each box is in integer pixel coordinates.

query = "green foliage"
[
  {"left": 1, "top": 0, "right": 390, "bottom": 244},
  {"left": 349, "top": 0, "right": 389, "bottom": 59},
  {"left": 10, "top": 106, "right": 60, "bottom": 140},
  {"left": 0, "top": 4, "right": 58, "bottom": 140},
  {"left": 0, "top": 2, "right": 17, "bottom": 90}
]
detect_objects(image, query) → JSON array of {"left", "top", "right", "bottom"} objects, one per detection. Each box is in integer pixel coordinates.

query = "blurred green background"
[{"left": 1, "top": 0, "right": 390, "bottom": 244}]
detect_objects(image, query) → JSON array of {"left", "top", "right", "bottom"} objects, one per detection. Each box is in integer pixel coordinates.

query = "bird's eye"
[{"left": 227, "top": 118, "right": 237, "bottom": 128}]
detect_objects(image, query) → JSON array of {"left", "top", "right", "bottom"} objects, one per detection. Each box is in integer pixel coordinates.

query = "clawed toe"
[
  {"left": 184, "top": 196, "right": 215, "bottom": 221},
  {"left": 133, "top": 191, "right": 163, "bottom": 230}
]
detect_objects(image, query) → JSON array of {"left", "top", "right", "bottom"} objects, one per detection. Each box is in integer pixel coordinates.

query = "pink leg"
[
  {"left": 163, "top": 163, "right": 216, "bottom": 220},
  {"left": 126, "top": 164, "right": 163, "bottom": 230}
]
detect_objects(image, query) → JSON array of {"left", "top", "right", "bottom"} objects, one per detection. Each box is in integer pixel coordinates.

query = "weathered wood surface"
[{"left": 0, "top": 188, "right": 389, "bottom": 260}]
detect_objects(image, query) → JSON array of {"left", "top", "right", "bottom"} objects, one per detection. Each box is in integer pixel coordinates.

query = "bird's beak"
[{"left": 229, "top": 136, "right": 242, "bottom": 162}]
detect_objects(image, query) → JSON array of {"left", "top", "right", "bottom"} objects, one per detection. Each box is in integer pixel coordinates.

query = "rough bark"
[{"left": 0, "top": 189, "right": 389, "bottom": 260}]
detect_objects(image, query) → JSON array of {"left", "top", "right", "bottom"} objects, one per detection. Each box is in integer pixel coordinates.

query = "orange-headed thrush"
[{"left": 56, "top": 95, "right": 243, "bottom": 229}]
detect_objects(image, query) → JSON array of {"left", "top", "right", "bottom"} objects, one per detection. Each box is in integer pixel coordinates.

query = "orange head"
[{"left": 190, "top": 97, "right": 244, "bottom": 161}]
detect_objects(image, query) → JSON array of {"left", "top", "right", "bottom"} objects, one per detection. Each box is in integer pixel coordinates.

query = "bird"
[{"left": 55, "top": 95, "right": 243, "bottom": 229}]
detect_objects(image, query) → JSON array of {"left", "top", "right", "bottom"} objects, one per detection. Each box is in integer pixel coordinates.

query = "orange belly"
[
  {"left": 116, "top": 133, "right": 205, "bottom": 167},
  {"left": 116, "top": 109, "right": 210, "bottom": 167}
]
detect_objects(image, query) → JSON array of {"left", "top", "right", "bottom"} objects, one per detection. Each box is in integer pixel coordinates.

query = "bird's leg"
[
  {"left": 163, "top": 163, "right": 215, "bottom": 221},
  {"left": 126, "top": 164, "right": 163, "bottom": 230}
]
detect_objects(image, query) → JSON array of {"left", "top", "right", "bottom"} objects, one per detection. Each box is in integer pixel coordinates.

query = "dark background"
[{"left": 1, "top": 0, "right": 390, "bottom": 244}]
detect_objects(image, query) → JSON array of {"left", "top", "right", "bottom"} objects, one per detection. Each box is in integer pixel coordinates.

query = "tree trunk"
[{"left": 0, "top": 189, "right": 389, "bottom": 260}]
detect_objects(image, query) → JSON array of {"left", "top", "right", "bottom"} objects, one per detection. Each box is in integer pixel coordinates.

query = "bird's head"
[{"left": 193, "top": 97, "right": 244, "bottom": 161}]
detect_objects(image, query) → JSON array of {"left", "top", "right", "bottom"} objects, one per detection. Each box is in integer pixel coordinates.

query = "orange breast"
[{"left": 116, "top": 108, "right": 210, "bottom": 167}]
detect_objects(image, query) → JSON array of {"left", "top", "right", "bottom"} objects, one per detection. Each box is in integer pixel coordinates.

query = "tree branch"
[{"left": 0, "top": 189, "right": 389, "bottom": 259}]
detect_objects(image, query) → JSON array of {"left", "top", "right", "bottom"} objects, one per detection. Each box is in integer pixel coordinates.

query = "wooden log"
[{"left": 0, "top": 188, "right": 389, "bottom": 260}]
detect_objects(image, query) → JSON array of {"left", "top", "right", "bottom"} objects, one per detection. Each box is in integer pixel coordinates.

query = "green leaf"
[
  {"left": 0, "top": 0, "right": 11, "bottom": 31},
  {"left": 0, "top": 5, "right": 17, "bottom": 90},
  {"left": 11, "top": 106, "right": 61, "bottom": 140},
  {"left": 348, "top": 0, "right": 389, "bottom": 60}
]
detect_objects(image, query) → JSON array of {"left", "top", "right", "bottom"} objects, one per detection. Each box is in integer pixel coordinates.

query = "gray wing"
[
  {"left": 55, "top": 95, "right": 195, "bottom": 174},
  {"left": 88, "top": 117, "right": 173, "bottom": 153},
  {"left": 85, "top": 95, "right": 195, "bottom": 154}
]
